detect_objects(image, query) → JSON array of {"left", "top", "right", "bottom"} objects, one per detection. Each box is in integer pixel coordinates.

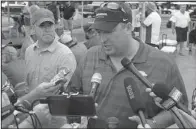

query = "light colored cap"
[
  {"left": 146, "top": 2, "right": 157, "bottom": 11},
  {"left": 31, "top": 8, "right": 55, "bottom": 26},
  {"left": 60, "top": 33, "right": 73, "bottom": 44}
]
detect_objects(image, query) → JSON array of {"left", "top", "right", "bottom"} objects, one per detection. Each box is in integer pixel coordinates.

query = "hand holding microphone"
[
  {"left": 146, "top": 87, "right": 196, "bottom": 128},
  {"left": 128, "top": 116, "right": 151, "bottom": 128}
]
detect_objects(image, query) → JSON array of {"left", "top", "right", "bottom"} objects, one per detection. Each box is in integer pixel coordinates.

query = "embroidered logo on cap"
[{"left": 96, "top": 13, "right": 108, "bottom": 19}]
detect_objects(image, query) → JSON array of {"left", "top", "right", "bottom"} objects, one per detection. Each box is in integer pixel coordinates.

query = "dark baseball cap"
[{"left": 91, "top": 2, "right": 131, "bottom": 32}]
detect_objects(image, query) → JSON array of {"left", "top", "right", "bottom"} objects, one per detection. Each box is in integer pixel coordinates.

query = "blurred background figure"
[
  {"left": 172, "top": 4, "right": 191, "bottom": 56},
  {"left": 2, "top": 45, "right": 25, "bottom": 87},
  {"left": 188, "top": 7, "right": 196, "bottom": 52},
  {"left": 83, "top": 23, "right": 101, "bottom": 49},
  {"left": 19, "top": 4, "right": 40, "bottom": 60},
  {"left": 62, "top": 1, "right": 76, "bottom": 36},
  {"left": 141, "top": 2, "right": 162, "bottom": 48},
  {"left": 59, "top": 33, "right": 87, "bottom": 64},
  {"left": 47, "top": 1, "right": 60, "bottom": 24}
]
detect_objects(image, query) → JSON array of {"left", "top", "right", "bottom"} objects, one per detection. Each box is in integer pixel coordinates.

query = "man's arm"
[
  {"left": 171, "top": 15, "right": 176, "bottom": 34},
  {"left": 58, "top": 52, "right": 77, "bottom": 92},
  {"left": 69, "top": 54, "right": 87, "bottom": 94},
  {"left": 141, "top": 14, "right": 152, "bottom": 27}
]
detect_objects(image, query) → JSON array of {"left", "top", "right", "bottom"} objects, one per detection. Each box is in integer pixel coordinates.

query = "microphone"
[
  {"left": 107, "top": 117, "right": 119, "bottom": 129},
  {"left": 152, "top": 83, "right": 191, "bottom": 116},
  {"left": 89, "top": 73, "right": 102, "bottom": 98},
  {"left": 124, "top": 77, "right": 147, "bottom": 127},
  {"left": 121, "top": 57, "right": 153, "bottom": 88}
]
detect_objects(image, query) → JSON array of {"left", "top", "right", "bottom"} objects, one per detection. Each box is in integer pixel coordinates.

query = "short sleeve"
[
  {"left": 58, "top": 52, "right": 77, "bottom": 91},
  {"left": 171, "top": 14, "right": 177, "bottom": 23},
  {"left": 143, "top": 14, "right": 153, "bottom": 26}
]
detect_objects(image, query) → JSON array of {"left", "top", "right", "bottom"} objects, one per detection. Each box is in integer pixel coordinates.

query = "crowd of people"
[{"left": 2, "top": 1, "right": 196, "bottom": 129}]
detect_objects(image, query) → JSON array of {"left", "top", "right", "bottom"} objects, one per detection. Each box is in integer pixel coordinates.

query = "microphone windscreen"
[
  {"left": 91, "top": 73, "right": 102, "bottom": 84},
  {"left": 152, "top": 83, "right": 171, "bottom": 101},
  {"left": 124, "top": 77, "right": 146, "bottom": 113},
  {"left": 121, "top": 57, "right": 131, "bottom": 68}
]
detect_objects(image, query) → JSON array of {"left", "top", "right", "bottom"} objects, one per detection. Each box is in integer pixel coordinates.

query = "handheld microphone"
[
  {"left": 121, "top": 57, "right": 153, "bottom": 88},
  {"left": 89, "top": 73, "right": 102, "bottom": 98},
  {"left": 152, "top": 83, "right": 191, "bottom": 116},
  {"left": 124, "top": 77, "right": 147, "bottom": 127}
]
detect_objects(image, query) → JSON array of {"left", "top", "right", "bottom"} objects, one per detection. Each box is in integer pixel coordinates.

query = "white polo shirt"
[
  {"left": 144, "top": 11, "right": 162, "bottom": 45},
  {"left": 172, "top": 11, "right": 190, "bottom": 28}
]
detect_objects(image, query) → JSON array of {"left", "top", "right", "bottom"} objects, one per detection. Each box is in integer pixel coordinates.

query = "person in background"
[
  {"left": 47, "top": 1, "right": 60, "bottom": 24},
  {"left": 188, "top": 7, "right": 196, "bottom": 52},
  {"left": 63, "top": 1, "right": 76, "bottom": 35},
  {"left": 19, "top": 5, "right": 40, "bottom": 60},
  {"left": 171, "top": 4, "right": 191, "bottom": 56},
  {"left": 2, "top": 45, "right": 26, "bottom": 88},
  {"left": 141, "top": 2, "right": 162, "bottom": 48},
  {"left": 83, "top": 23, "right": 101, "bottom": 49},
  {"left": 59, "top": 33, "right": 87, "bottom": 64},
  {"left": 70, "top": 2, "right": 188, "bottom": 128}
]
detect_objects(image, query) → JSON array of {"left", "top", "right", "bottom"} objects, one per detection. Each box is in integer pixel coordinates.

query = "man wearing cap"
[
  {"left": 70, "top": 2, "right": 188, "bottom": 128},
  {"left": 18, "top": 8, "right": 76, "bottom": 128},
  {"left": 59, "top": 33, "right": 87, "bottom": 64},
  {"left": 83, "top": 23, "right": 101, "bottom": 49},
  {"left": 140, "top": 2, "right": 161, "bottom": 48}
]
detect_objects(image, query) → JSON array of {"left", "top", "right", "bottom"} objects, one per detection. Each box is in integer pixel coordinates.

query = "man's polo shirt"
[
  {"left": 25, "top": 39, "right": 76, "bottom": 91},
  {"left": 72, "top": 42, "right": 188, "bottom": 128}
]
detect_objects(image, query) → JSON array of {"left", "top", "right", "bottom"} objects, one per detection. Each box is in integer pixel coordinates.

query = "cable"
[
  {"left": 32, "top": 113, "right": 42, "bottom": 128},
  {"left": 29, "top": 113, "right": 36, "bottom": 129},
  {"left": 14, "top": 115, "right": 19, "bottom": 129},
  {"left": 31, "top": 99, "right": 41, "bottom": 110},
  {"left": 171, "top": 109, "right": 185, "bottom": 128},
  {"left": 15, "top": 106, "right": 37, "bottom": 129}
]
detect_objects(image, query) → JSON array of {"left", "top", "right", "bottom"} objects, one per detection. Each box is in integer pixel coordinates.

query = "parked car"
[{"left": 78, "top": 2, "right": 104, "bottom": 18}]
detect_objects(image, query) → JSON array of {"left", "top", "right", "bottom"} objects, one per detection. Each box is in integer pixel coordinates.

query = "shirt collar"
[
  {"left": 99, "top": 41, "right": 148, "bottom": 64},
  {"left": 33, "top": 38, "right": 58, "bottom": 53}
]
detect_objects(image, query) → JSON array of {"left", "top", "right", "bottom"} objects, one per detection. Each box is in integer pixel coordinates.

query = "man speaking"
[{"left": 70, "top": 2, "right": 188, "bottom": 128}]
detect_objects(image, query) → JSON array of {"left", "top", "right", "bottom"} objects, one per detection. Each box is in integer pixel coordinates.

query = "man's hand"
[
  {"left": 34, "top": 79, "right": 67, "bottom": 97},
  {"left": 191, "top": 108, "right": 196, "bottom": 119},
  {"left": 128, "top": 116, "right": 151, "bottom": 128},
  {"left": 33, "top": 104, "right": 52, "bottom": 125},
  {"left": 145, "top": 88, "right": 163, "bottom": 109}
]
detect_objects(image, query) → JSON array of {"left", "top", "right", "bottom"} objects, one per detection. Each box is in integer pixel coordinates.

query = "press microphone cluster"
[
  {"left": 121, "top": 57, "right": 192, "bottom": 128},
  {"left": 121, "top": 57, "right": 190, "bottom": 114}
]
